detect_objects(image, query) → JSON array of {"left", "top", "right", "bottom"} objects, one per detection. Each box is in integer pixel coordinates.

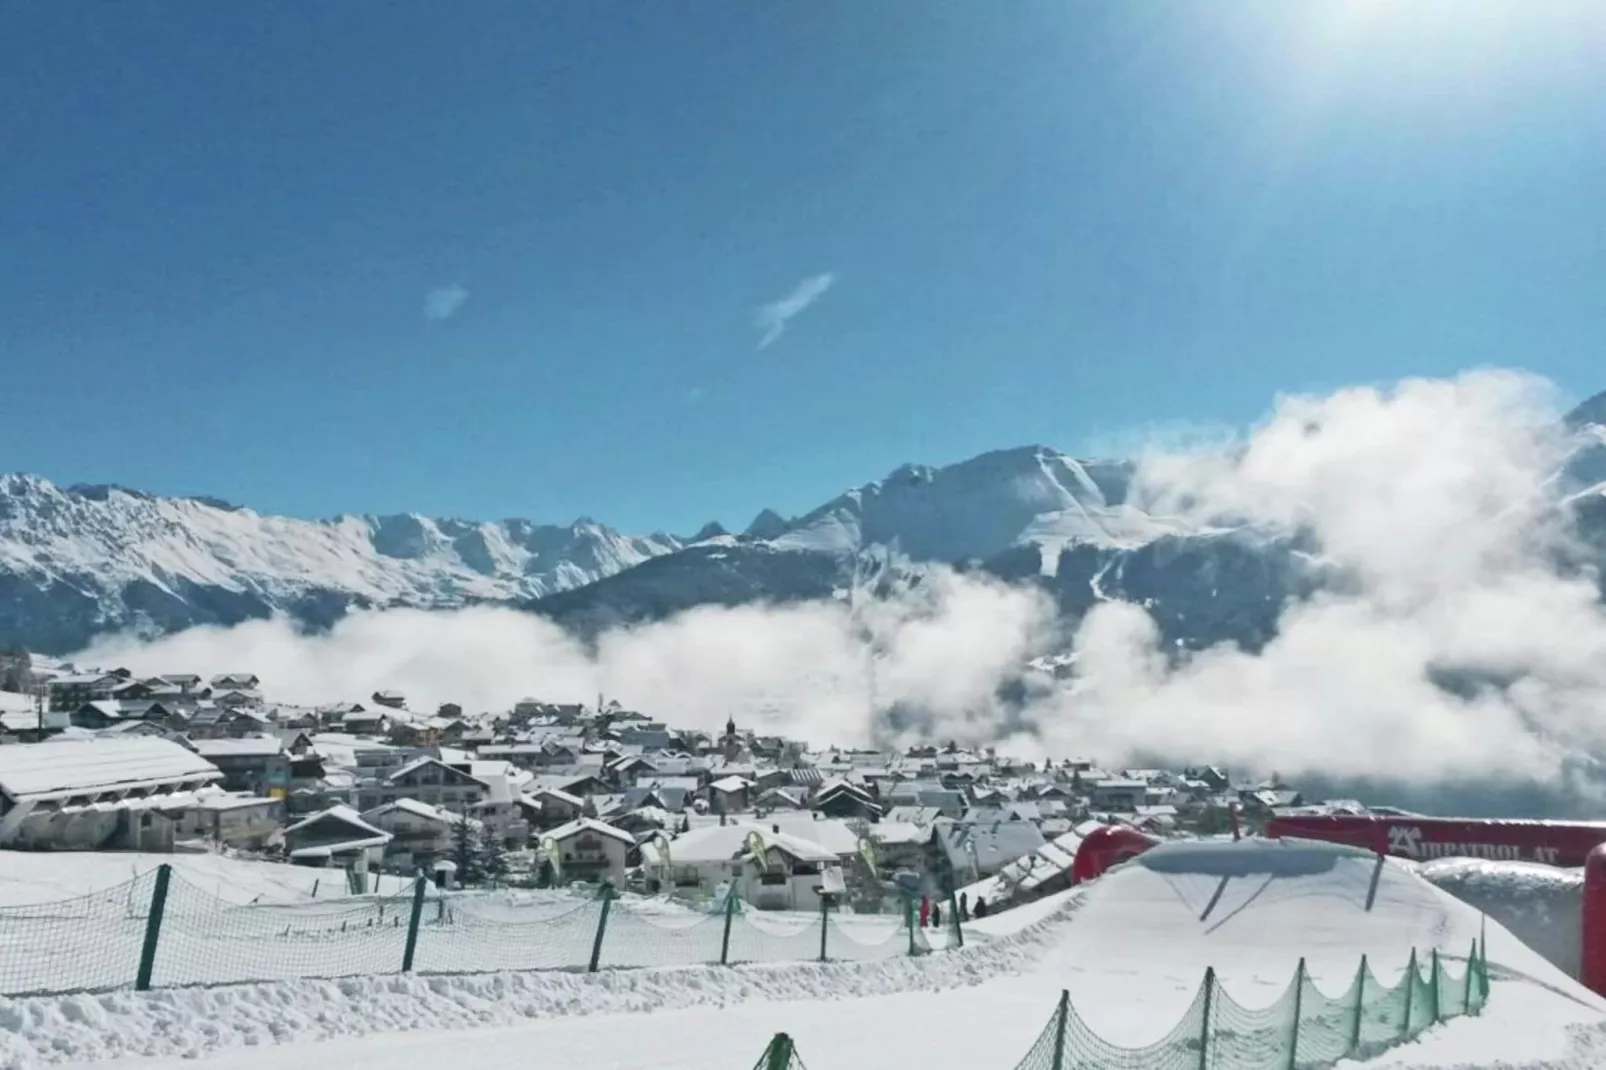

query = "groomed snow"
[{"left": 5, "top": 838, "right": 1605, "bottom": 1069}]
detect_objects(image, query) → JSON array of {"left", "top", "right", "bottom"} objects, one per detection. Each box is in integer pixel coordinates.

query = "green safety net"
[
  {"left": 0, "top": 859, "right": 1492, "bottom": 1060},
  {"left": 0, "top": 868, "right": 938, "bottom": 994},
  {"left": 739, "top": 947, "right": 1492, "bottom": 1070},
  {"left": 150, "top": 873, "right": 416, "bottom": 986},
  {"left": 410, "top": 895, "right": 601, "bottom": 973},
  {"left": 752, "top": 1034, "right": 809, "bottom": 1070},
  {"left": 0, "top": 871, "right": 156, "bottom": 995},
  {"left": 986, "top": 943, "right": 1490, "bottom": 1070}
]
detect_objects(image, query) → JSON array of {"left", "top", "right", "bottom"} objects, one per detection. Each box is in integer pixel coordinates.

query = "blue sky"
[{"left": 3, "top": 2, "right": 1603, "bottom": 535}]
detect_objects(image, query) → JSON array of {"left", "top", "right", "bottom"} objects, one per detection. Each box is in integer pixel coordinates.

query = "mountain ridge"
[{"left": 5, "top": 395, "right": 1606, "bottom": 655}]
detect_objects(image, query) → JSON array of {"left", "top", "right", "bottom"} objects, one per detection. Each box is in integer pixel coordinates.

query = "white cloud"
[
  {"left": 1011, "top": 371, "right": 1606, "bottom": 786},
  {"left": 69, "top": 370, "right": 1606, "bottom": 798},
  {"left": 423, "top": 283, "right": 470, "bottom": 322},
  {"left": 75, "top": 569, "right": 1052, "bottom": 753},
  {"left": 754, "top": 272, "right": 835, "bottom": 350}
]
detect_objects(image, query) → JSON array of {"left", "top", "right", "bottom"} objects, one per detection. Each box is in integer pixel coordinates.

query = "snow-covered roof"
[
  {"left": 750, "top": 828, "right": 837, "bottom": 864},
  {"left": 364, "top": 797, "right": 479, "bottom": 828},
  {"left": 190, "top": 736, "right": 285, "bottom": 759},
  {"left": 546, "top": 817, "right": 634, "bottom": 845},
  {"left": 284, "top": 804, "right": 389, "bottom": 841},
  {"left": 868, "top": 820, "right": 928, "bottom": 845},
  {"left": 709, "top": 774, "right": 752, "bottom": 793},
  {"left": 529, "top": 785, "right": 584, "bottom": 807},
  {"left": 645, "top": 820, "right": 844, "bottom": 866},
  {"left": 192, "top": 793, "right": 281, "bottom": 812},
  {"left": 0, "top": 737, "right": 221, "bottom": 802}
]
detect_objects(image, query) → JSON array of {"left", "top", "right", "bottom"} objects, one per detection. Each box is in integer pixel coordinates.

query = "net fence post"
[
  {"left": 1287, "top": 957, "right": 1305, "bottom": 1069},
  {"left": 1198, "top": 966, "right": 1216, "bottom": 1070},
  {"left": 1430, "top": 948, "right": 1442, "bottom": 1022},
  {"left": 720, "top": 886, "right": 737, "bottom": 966},
  {"left": 1348, "top": 954, "right": 1367, "bottom": 1055},
  {"left": 764, "top": 1033, "right": 795, "bottom": 1070},
  {"left": 1051, "top": 990, "right": 1070, "bottom": 1070},
  {"left": 401, "top": 874, "right": 427, "bottom": 972},
  {"left": 1476, "top": 939, "right": 1490, "bottom": 1012},
  {"left": 1463, "top": 940, "right": 1476, "bottom": 1014},
  {"left": 1401, "top": 949, "right": 1418, "bottom": 1038},
  {"left": 818, "top": 894, "right": 830, "bottom": 962},
  {"left": 134, "top": 864, "right": 172, "bottom": 992},
  {"left": 947, "top": 885, "right": 963, "bottom": 949},
  {"left": 588, "top": 883, "right": 613, "bottom": 973}
]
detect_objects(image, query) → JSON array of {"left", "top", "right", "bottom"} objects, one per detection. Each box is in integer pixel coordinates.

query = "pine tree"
[
  {"left": 0, "top": 644, "right": 29, "bottom": 694},
  {"left": 478, "top": 830, "right": 510, "bottom": 887},
  {"left": 451, "top": 815, "right": 483, "bottom": 886}
]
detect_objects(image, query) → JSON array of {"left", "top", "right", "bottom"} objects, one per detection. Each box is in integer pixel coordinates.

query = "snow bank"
[
  {"left": 1416, "top": 858, "right": 1584, "bottom": 980},
  {"left": 0, "top": 890, "right": 1085, "bottom": 1067}
]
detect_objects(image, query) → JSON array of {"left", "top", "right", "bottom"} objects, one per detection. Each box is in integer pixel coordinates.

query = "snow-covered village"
[
  {"left": 1, "top": 649, "right": 1603, "bottom": 1069},
  {"left": 0, "top": 655, "right": 1270, "bottom": 902}
]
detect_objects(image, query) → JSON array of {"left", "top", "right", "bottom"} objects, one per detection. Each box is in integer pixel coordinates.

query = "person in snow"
[
  {"left": 931, "top": 901, "right": 942, "bottom": 928},
  {"left": 958, "top": 891, "right": 970, "bottom": 921},
  {"left": 973, "top": 896, "right": 988, "bottom": 918},
  {"left": 919, "top": 894, "right": 931, "bottom": 928}
]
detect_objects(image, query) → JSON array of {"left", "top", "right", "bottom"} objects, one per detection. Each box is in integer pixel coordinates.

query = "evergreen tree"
[
  {"left": 0, "top": 644, "right": 30, "bottom": 694},
  {"left": 477, "top": 831, "right": 510, "bottom": 887},
  {"left": 451, "top": 815, "right": 483, "bottom": 886}
]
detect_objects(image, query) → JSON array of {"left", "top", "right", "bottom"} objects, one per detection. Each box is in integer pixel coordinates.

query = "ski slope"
[{"left": 8, "top": 838, "right": 1606, "bottom": 1069}]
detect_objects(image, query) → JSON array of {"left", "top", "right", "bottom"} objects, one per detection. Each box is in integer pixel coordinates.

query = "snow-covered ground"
[
  {"left": 5, "top": 838, "right": 1604, "bottom": 1069},
  {"left": 0, "top": 849, "right": 418, "bottom": 907}
]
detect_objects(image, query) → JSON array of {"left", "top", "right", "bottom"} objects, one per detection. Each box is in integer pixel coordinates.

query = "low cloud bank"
[{"left": 77, "top": 371, "right": 1606, "bottom": 794}]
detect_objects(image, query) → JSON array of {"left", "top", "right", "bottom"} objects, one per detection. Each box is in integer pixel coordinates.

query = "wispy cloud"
[
  {"left": 754, "top": 272, "right": 835, "bottom": 350},
  {"left": 423, "top": 283, "right": 470, "bottom": 322}
]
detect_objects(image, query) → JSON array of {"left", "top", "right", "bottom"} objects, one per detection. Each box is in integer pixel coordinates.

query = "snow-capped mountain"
[
  {"left": 762, "top": 446, "right": 1183, "bottom": 563},
  {"left": 0, "top": 475, "right": 680, "bottom": 652},
  {"left": 6, "top": 395, "right": 1606, "bottom": 655}
]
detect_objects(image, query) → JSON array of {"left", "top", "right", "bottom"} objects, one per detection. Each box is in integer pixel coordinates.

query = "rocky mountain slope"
[{"left": 0, "top": 475, "right": 680, "bottom": 652}]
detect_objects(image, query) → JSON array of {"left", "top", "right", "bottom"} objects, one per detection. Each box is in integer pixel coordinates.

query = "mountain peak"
[
  {"left": 690, "top": 521, "right": 729, "bottom": 542},
  {"left": 744, "top": 508, "right": 790, "bottom": 540}
]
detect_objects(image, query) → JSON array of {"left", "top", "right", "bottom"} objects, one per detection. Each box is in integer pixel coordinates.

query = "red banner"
[{"left": 1264, "top": 814, "right": 1606, "bottom": 869}]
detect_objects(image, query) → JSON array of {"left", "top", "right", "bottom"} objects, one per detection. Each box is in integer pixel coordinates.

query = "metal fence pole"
[
  {"left": 764, "top": 1033, "right": 795, "bottom": 1070},
  {"left": 1402, "top": 949, "right": 1418, "bottom": 1038},
  {"left": 906, "top": 896, "right": 917, "bottom": 957},
  {"left": 134, "top": 864, "right": 172, "bottom": 992},
  {"left": 1198, "top": 966, "right": 1216, "bottom": 1070},
  {"left": 1463, "top": 941, "right": 1476, "bottom": 1012},
  {"left": 1348, "top": 954, "right": 1367, "bottom": 1055},
  {"left": 1430, "top": 949, "right": 1442, "bottom": 1022},
  {"left": 947, "top": 885, "right": 963, "bottom": 949},
  {"left": 818, "top": 895, "right": 830, "bottom": 962},
  {"left": 720, "top": 887, "right": 738, "bottom": 966},
  {"left": 1287, "top": 957, "right": 1306, "bottom": 1069},
  {"left": 401, "top": 875, "right": 427, "bottom": 972},
  {"left": 588, "top": 884, "right": 613, "bottom": 973},
  {"left": 1051, "top": 990, "right": 1070, "bottom": 1070}
]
